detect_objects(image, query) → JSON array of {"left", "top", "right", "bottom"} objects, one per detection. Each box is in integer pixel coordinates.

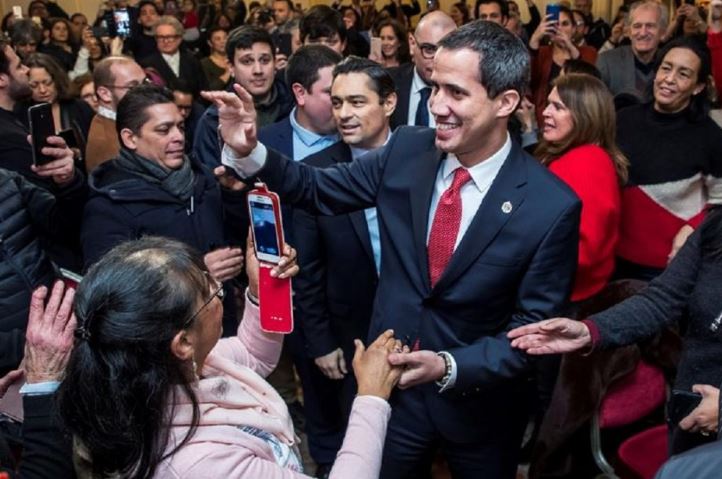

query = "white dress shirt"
[
  {"left": 162, "top": 51, "right": 181, "bottom": 77},
  {"left": 407, "top": 67, "right": 436, "bottom": 128}
]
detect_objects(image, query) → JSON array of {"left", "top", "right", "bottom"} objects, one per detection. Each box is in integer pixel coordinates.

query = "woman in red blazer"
[
  {"left": 529, "top": 6, "right": 597, "bottom": 126},
  {"left": 535, "top": 73, "right": 628, "bottom": 302}
]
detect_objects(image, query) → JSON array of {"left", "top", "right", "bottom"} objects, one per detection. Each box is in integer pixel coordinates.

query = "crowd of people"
[{"left": 0, "top": 0, "right": 722, "bottom": 478}]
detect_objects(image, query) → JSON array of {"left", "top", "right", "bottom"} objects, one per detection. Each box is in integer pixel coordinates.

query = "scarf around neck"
[{"left": 115, "top": 148, "right": 195, "bottom": 202}]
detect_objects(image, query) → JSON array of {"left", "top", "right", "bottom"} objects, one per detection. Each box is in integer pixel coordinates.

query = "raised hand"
[
  {"left": 530, "top": 14, "right": 558, "bottom": 49},
  {"left": 507, "top": 317, "right": 591, "bottom": 355},
  {"left": 201, "top": 83, "right": 258, "bottom": 158}
]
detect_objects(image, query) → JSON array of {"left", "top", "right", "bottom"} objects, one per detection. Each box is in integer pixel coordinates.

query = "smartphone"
[
  {"left": 668, "top": 390, "right": 703, "bottom": 425},
  {"left": 277, "top": 33, "right": 293, "bottom": 57},
  {"left": 370, "top": 36, "right": 382, "bottom": 61},
  {"left": 28, "top": 103, "right": 56, "bottom": 166},
  {"left": 258, "top": 265, "right": 294, "bottom": 334},
  {"left": 12, "top": 6, "right": 22, "bottom": 19},
  {"left": 248, "top": 192, "right": 284, "bottom": 264},
  {"left": 114, "top": 8, "right": 131, "bottom": 38},
  {"left": 546, "top": 3, "right": 561, "bottom": 23}
]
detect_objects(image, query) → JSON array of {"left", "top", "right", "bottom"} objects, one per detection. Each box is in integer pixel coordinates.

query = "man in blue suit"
[{"left": 207, "top": 20, "right": 581, "bottom": 479}]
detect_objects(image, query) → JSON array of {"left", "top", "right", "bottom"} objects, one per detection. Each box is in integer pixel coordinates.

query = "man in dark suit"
[
  {"left": 139, "top": 15, "right": 207, "bottom": 97},
  {"left": 389, "top": 11, "right": 455, "bottom": 130},
  {"left": 292, "top": 58, "right": 396, "bottom": 476},
  {"left": 210, "top": 20, "right": 581, "bottom": 478}
]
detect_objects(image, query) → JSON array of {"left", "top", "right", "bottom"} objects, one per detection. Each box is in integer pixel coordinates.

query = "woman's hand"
[
  {"left": 245, "top": 232, "right": 299, "bottom": 299},
  {"left": 530, "top": 14, "right": 557, "bottom": 50},
  {"left": 609, "top": 19, "right": 625, "bottom": 45},
  {"left": 353, "top": 329, "right": 404, "bottom": 400},
  {"left": 507, "top": 317, "right": 591, "bottom": 355},
  {"left": 679, "top": 385, "right": 720, "bottom": 436}
]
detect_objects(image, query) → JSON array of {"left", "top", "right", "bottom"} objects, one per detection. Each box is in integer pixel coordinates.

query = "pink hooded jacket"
[{"left": 155, "top": 295, "right": 391, "bottom": 478}]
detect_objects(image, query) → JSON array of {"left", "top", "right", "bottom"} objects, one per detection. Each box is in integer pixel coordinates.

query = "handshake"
[{"left": 348, "top": 330, "right": 450, "bottom": 400}]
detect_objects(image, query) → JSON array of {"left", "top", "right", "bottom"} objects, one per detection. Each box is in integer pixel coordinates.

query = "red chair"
[{"left": 617, "top": 424, "right": 669, "bottom": 479}]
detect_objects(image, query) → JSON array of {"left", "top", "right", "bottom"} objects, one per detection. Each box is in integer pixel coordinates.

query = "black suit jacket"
[
  {"left": 253, "top": 126, "right": 581, "bottom": 441},
  {"left": 388, "top": 63, "right": 414, "bottom": 130},
  {"left": 139, "top": 48, "right": 208, "bottom": 97},
  {"left": 292, "top": 141, "right": 378, "bottom": 360}
]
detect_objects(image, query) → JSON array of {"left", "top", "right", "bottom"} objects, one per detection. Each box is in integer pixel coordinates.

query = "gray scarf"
[{"left": 115, "top": 148, "right": 195, "bottom": 202}]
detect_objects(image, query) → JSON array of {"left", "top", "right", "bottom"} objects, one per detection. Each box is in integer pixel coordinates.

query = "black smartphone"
[
  {"left": 28, "top": 103, "right": 56, "bottom": 166},
  {"left": 277, "top": 33, "right": 293, "bottom": 57},
  {"left": 58, "top": 128, "right": 78, "bottom": 150},
  {"left": 668, "top": 390, "right": 703, "bottom": 425}
]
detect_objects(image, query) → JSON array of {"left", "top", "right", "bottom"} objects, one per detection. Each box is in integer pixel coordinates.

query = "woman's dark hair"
[
  {"left": 373, "top": 18, "right": 411, "bottom": 65},
  {"left": 24, "top": 52, "right": 72, "bottom": 101},
  {"left": 452, "top": 1, "right": 471, "bottom": 24},
  {"left": 340, "top": 6, "right": 362, "bottom": 31},
  {"left": 57, "top": 236, "right": 210, "bottom": 478},
  {"left": 116, "top": 83, "right": 175, "bottom": 137},
  {"left": 651, "top": 36, "right": 712, "bottom": 122},
  {"left": 1, "top": 12, "right": 15, "bottom": 34}
]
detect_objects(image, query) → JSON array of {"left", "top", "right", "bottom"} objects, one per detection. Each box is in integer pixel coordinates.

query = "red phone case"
[{"left": 258, "top": 264, "right": 294, "bottom": 334}]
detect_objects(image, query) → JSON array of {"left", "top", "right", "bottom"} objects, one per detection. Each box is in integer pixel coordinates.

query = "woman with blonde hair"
[{"left": 536, "top": 73, "right": 628, "bottom": 303}]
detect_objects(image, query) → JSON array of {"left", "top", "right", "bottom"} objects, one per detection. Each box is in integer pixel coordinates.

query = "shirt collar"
[
  {"left": 289, "top": 107, "right": 338, "bottom": 147},
  {"left": 162, "top": 51, "right": 180, "bottom": 62},
  {"left": 412, "top": 67, "right": 431, "bottom": 94},
  {"left": 97, "top": 105, "right": 116, "bottom": 120},
  {"left": 441, "top": 133, "right": 511, "bottom": 192},
  {"left": 349, "top": 130, "right": 392, "bottom": 161}
]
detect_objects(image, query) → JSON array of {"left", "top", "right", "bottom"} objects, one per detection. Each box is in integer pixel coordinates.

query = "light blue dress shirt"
[{"left": 288, "top": 107, "right": 339, "bottom": 161}]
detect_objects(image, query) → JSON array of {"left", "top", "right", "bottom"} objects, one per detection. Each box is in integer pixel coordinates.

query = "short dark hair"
[
  {"left": 138, "top": 0, "right": 161, "bottom": 15},
  {"left": 116, "top": 83, "right": 174, "bottom": 137},
  {"left": 332, "top": 56, "right": 396, "bottom": 102},
  {"left": 226, "top": 25, "right": 275, "bottom": 63},
  {"left": 273, "top": 0, "right": 294, "bottom": 10},
  {"left": 25, "top": 52, "right": 72, "bottom": 101},
  {"left": 285, "top": 45, "right": 342, "bottom": 92},
  {"left": 300, "top": 5, "right": 347, "bottom": 43},
  {"left": 437, "top": 20, "right": 529, "bottom": 99},
  {"left": 10, "top": 19, "right": 42, "bottom": 46},
  {"left": 474, "top": 0, "right": 509, "bottom": 19}
]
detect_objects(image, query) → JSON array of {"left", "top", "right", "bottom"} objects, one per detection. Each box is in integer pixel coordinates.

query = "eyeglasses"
[
  {"left": 183, "top": 279, "right": 225, "bottom": 328},
  {"left": 103, "top": 76, "right": 152, "bottom": 91},
  {"left": 157, "top": 34, "right": 181, "bottom": 42},
  {"left": 414, "top": 36, "right": 438, "bottom": 59}
]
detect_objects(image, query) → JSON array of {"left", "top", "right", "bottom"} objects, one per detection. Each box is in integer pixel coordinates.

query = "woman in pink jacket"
[{"left": 56, "top": 236, "right": 403, "bottom": 478}]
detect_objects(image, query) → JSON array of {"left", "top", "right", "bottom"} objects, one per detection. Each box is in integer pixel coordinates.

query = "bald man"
[{"left": 389, "top": 10, "right": 456, "bottom": 129}]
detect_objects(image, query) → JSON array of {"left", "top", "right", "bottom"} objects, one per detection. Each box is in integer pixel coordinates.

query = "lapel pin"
[{"left": 501, "top": 201, "right": 513, "bottom": 214}]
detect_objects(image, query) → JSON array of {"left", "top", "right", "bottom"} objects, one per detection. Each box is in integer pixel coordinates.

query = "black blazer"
[
  {"left": 292, "top": 141, "right": 378, "bottom": 360},
  {"left": 254, "top": 126, "right": 581, "bottom": 441},
  {"left": 139, "top": 48, "right": 208, "bottom": 97},
  {"left": 388, "top": 62, "right": 415, "bottom": 130}
]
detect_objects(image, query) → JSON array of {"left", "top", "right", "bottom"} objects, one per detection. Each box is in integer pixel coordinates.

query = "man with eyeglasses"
[
  {"left": 389, "top": 10, "right": 456, "bottom": 129},
  {"left": 85, "top": 55, "right": 147, "bottom": 173},
  {"left": 138, "top": 15, "right": 207, "bottom": 98}
]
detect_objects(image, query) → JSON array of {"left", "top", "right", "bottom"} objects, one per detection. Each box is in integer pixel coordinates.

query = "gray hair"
[
  {"left": 627, "top": 1, "right": 668, "bottom": 31},
  {"left": 437, "top": 20, "right": 529, "bottom": 99},
  {"left": 154, "top": 15, "right": 184, "bottom": 36}
]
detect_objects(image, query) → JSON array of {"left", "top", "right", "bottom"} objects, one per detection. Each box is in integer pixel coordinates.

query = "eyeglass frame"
[
  {"left": 413, "top": 36, "right": 439, "bottom": 60},
  {"left": 101, "top": 76, "right": 152, "bottom": 91},
  {"left": 183, "top": 279, "right": 225, "bottom": 329},
  {"left": 156, "top": 34, "right": 182, "bottom": 42}
]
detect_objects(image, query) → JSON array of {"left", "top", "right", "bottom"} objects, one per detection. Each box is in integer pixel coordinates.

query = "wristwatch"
[{"left": 435, "top": 351, "right": 453, "bottom": 388}]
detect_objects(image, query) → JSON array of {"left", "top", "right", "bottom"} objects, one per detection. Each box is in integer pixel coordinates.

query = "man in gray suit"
[{"left": 597, "top": 0, "right": 667, "bottom": 101}]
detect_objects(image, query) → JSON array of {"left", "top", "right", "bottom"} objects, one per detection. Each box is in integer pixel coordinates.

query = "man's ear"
[
  {"left": 383, "top": 91, "right": 398, "bottom": 117},
  {"left": 170, "top": 329, "right": 195, "bottom": 362},
  {"left": 96, "top": 85, "right": 113, "bottom": 105},
  {"left": 0, "top": 72, "right": 9, "bottom": 90},
  {"left": 119, "top": 128, "right": 139, "bottom": 149},
  {"left": 291, "top": 82, "right": 306, "bottom": 106},
  {"left": 408, "top": 32, "right": 416, "bottom": 56},
  {"left": 496, "top": 89, "right": 521, "bottom": 118}
]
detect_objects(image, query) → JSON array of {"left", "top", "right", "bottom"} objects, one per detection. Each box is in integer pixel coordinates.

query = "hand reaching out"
[{"left": 507, "top": 317, "right": 592, "bottom": 355}]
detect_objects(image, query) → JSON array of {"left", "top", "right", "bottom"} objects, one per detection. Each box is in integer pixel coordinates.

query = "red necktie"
[{"left": 427, "top": 168, "right": 472, "bottom": 287}]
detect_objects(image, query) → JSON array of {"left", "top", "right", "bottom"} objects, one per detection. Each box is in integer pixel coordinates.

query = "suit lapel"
[
  {"left": 410, "top": 146, "right": 445, "bottom": 290},
  {"left": 433, "top": 143, "right": 528, "bottom": 291},
  {"left": 333, "top": 145, "right": 375, "bottom": 265}
]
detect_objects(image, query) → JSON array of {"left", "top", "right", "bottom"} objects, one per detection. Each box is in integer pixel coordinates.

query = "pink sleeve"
[{"left": 209, "top": 292, "right": 284, "bottom": 378}]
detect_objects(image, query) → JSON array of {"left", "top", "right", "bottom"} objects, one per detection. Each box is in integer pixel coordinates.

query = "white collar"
[
  {"left": 97, "top": 105, "right": 116, "bottom": 120},
  {"left": 412, "top": 67, "right": 431, "bottom": 94},
  {"left": 441, "top": 133, "right": 512, "bottom": 192}
]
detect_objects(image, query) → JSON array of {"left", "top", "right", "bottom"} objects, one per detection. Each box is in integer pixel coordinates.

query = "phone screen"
[
  {"left": 28, "top": 103, "right": 56, "bottom": 166},
  {"left": 114, "top": 8, "right": 131, "bottom": 38},
  {"left": 250, "top": 199, "right": 281, "bottom": 262}
]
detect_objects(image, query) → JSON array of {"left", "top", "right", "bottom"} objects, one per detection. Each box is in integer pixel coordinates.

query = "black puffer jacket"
[{"left": 0, "top": 168, "right": 86, "bottom": 374}]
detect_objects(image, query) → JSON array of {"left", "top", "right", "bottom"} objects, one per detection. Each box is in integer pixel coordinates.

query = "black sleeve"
[
  {"left": 0, "top": 330, "right": 25, "bottom": 374},
  {"left": 46, "top": 3, "right": 69, "bottom": 19},
  {"left": 18, "top": 394, "right": 74, "bottom": 479},
  {"left": 525, "top": 4, "right": 542, "bottom": 37},
  {"left": 592, "top": 228, "right": 703, "bottom": 348}
]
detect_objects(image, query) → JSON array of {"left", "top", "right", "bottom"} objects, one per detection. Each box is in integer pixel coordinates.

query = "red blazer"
[
  {"left": 530, "top": 45, "right": 598, "bottom": 126},
  {"left": 548, "top": 144, "right": 620, "bottom": 301}
]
